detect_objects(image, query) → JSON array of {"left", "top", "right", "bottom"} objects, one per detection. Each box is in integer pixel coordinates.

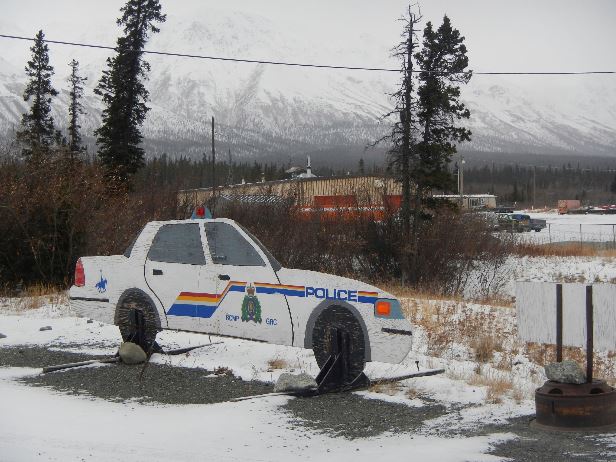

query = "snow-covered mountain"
[{"left": 0, "top": 9, "right": 614, "bottom": 164}]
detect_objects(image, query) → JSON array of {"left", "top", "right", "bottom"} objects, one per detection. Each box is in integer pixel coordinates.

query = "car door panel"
[{"left": 202, "top": 221, "right": 293, "bottom": 344}]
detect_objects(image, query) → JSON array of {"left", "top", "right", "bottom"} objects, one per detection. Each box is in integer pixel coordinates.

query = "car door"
[
  {"left": 201, "top": 221, "right": 293, "bottom": 345},
  {"left": 145, "top": 222, "right": 217, "bottom": 332}
]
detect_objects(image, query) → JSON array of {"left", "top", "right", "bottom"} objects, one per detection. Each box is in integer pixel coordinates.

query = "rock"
[
  {"left": 0, "top": 333, "right": 6, "bottom": 339},
  {"left": 545, "top": 360, "right": 586, "bottom": 384},
  {"left": 274, "top": 373, "right": 317, "bottom": 393},
  {"left": 39, "top": 326, "right": 52, "bottom": 331},
  {"left": 119, "top": 342, "right": 147, "bottom": 365}
]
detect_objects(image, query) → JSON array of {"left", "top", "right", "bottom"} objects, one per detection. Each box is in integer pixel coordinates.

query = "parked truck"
[{"left": 558, "top": 200, "right": 581, "bottom": 215}]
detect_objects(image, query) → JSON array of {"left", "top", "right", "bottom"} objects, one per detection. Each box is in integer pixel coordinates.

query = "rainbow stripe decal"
[
  {"left": 357, "top": 291, "right": 379, "bottom": 304},
  {"left": 167, "top": 281, "right": 379, "bottom": 318}
]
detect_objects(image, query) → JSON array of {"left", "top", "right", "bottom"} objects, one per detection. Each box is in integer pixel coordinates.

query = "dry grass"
[
  {"left": 468, "top": 370, "right": 514, "bottom": 404},
  {"left": 369, "top": 382, "right": 400, "bottom": 396},
  {"left": 381, "top": 283, "right": 465, "bottom": 302},
  {"left": 516, "top": 242, "right": 616, "bottom": 258},
  {"left": 6, "top": 284, "right": 67, "bottom": 311},
  {"left": 511, "top": 386, "right": 526, "bottom": 404},
  {"left": 471, "top": 335, "right": 501, "bottom": 363},
  {"left": 266, "top": 358, "right": 289, "bottom": 370},
  {"left": 402, "top": 297, "right": 512, "bottom": 360},
  {"left": 392, "top": 283, "right": 515, "bottom": 308},
  {"left": 469, "top": 294, "right": 514, "bottom": 308},
  {"left": 405, "top": 387, "right": 419, "bottom": 400}
]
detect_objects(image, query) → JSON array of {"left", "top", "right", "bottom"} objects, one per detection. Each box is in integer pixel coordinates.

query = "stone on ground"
[
  {"left": 119, "top": 342, "right": 147, "bottom": 365},
  {"left": 545, "top": 360, "right": 586, "bottom": 384},
  {"left": 274, "top": 373, "right": 317, "bottom": 393}
]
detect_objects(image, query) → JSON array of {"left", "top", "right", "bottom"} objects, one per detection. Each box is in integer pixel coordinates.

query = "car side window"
[
  {"left": 148, "top": 223, "right": 205, "bottom": 265},
  {"left": 205, "top": 222, "right": 265, "bottom": 266}
]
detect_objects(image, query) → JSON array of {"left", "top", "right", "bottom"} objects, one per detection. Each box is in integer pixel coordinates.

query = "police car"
[{"left": 69, "top": 216, "right": 413, "bottom": 375}]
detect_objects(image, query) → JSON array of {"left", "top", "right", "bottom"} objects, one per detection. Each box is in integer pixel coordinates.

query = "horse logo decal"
[{"left": 95, "top": 272, "right": 108, "bottom": 293}]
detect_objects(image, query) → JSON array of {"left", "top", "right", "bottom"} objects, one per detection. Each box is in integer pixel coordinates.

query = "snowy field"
[{"left": 513, "top": 211, "right": 616, "bottom": 244}]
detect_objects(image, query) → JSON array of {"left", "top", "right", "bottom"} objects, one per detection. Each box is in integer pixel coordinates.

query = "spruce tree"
[
  {"left": 94, "top": 0, "right": 166, "bottom": 186},
  {"left": 67, "top": 59, "right": 87, "bottom": 156},
  {"left": 17, "top": 30, "right": 58, "bottom": 159},
  {"left": 414, "top": 16, "right": 472, "bottom": 197}
]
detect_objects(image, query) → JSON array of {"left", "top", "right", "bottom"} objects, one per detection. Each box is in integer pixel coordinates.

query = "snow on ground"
[
  {"left": 513, "top": 211, "right": 616, "bottom": 244},
  {"left": 0, "top": 300, "right": 522, "bottom": 461},
  {"left": 0, "top": 368, "right": 510, "bottom": 462},
  {"left": 497, "top": 254, "right": 616, "bottom": 298}
]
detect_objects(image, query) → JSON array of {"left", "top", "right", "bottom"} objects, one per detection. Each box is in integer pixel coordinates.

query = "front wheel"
[{"left": 311, "top": 306, "right": 366, "bottom": 380}]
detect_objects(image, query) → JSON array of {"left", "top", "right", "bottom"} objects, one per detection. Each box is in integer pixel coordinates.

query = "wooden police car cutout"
[{"left": 69, "top": 218, "right": 413, "bottom": 379}]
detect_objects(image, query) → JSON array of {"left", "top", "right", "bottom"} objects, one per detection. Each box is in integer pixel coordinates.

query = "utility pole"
[
  {"left": 533, "top": 165, "right": 537, "bottom": 209},
  {"left": 211, "top": 116, "right": 217, "bottom": 210},
  {"left": 491, "top": 161, "right": 495, "bottom": 195},
  {"left": 227, "top": 148, "right": 233, "bottom": 185}
]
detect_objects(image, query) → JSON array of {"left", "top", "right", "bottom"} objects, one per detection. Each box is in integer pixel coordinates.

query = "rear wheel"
[
  {"left": 116, "top": 292, "right": 159, "bottom": 352},
  {"left": 311, "top": 306, "right": 366, "bottom": 380}
]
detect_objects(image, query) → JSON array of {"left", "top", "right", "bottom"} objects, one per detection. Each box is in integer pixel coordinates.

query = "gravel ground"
[
  {"left": 2, "top": 345, "right": 614, "bottom": 460},
  {"left": 283, "top": 393, "right": 447, "bottom": 439},
  {"left": 0, "top": 346, "right": 272, "bottom": 404},
  {"left": 484, "top": 416, "right": 616, "bottom": 462}
]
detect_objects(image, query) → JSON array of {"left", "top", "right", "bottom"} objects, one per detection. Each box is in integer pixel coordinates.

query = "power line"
[{"left": 1, "top": 33, "right": 615, "bottom": 75}]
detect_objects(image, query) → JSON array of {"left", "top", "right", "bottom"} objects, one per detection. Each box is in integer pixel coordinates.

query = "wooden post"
[
  {"left": 556, "top": 283, "right": 563, "bottom": 362},
  {"left": 586, "top": 285, "right": 594, "bottom": 383},
  {"left": 580, "top": 223, "right": 583, "bottom": 249}
]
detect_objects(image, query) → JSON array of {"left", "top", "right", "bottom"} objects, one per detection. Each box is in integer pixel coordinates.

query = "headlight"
[{"left": 374, "top": 298, "right": 404, "bottom": 319}]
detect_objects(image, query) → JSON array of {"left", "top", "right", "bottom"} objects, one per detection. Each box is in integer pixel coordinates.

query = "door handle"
[
  {"left": 218, "top": 274, "right": 230, "bottom": 280},
  {"left": 153, "top": 269, "right": 163, "bottom": 275}
]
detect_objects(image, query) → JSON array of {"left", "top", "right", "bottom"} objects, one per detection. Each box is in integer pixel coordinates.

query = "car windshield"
[{"left": 237, "top": 224, "right": 282, "bottom": 272}]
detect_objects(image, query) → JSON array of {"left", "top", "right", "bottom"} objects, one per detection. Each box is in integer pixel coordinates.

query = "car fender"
[{"left": 303, "top": 299, "right": 371, "bottom": 362}]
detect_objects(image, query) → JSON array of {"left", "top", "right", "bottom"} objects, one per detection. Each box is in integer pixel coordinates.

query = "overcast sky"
[{"left": 1, "top": 0, "right": 615, "bottom": 72}]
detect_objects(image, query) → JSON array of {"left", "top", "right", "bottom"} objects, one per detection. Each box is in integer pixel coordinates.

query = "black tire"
[
  {"left": 116, "top": 291, "right": 159, "bottom": 351},
  {"left": 311, "top": 306, "right": 366, "bottom": 379}
]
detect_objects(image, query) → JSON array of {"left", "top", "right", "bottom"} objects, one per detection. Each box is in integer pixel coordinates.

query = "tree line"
[{"left": 461, "top": 163, "right": 616, "bottom": 206}]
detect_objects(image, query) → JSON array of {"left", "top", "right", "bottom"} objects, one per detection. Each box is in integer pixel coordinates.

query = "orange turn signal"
[{"left": 375, "top": 300, "right": 391, "bottom": 316}]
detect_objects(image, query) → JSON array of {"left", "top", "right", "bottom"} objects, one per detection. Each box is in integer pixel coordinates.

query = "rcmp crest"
[{"left": 241, "top": 284, "right": 262, "bottom": 323}]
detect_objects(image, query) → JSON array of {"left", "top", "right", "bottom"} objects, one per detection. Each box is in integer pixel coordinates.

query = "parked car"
[
  {"left": 529, "top": 217, "right": 547, "bottom": 232},
  {"left": 69, "top": 216, "right": 413, "bottom": 378}
]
